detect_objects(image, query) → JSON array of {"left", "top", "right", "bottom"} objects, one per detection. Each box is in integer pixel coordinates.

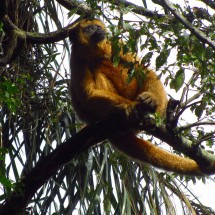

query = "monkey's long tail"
[{"left": 109, "top": 133, "right": 203, "bottom": 176}]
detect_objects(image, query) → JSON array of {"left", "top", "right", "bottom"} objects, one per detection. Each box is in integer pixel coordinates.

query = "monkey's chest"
[
  {"left": 95, "top": 63, "right": 140, "bottom": 100},
  {"left": 94, "top": 72, "right": 117, "bottom": 92}
]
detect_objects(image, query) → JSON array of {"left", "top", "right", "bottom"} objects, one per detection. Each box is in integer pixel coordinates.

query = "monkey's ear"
[
  {"left": 68, "top": 21, "right": 81, "bottom": 43},
  {"left": 69, "top": 27, "right": 77, "bottom": 43}
]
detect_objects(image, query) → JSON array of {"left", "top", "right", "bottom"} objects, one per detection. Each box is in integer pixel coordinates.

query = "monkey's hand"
[
  {"left": 127, "top": 92, "right": 158, "bottom": 127},
  {"left": 136, "top": 92, "right": 158, "bottom": 113},
  {"left": 127, "top": 92, "right": 158, "bottom": 121},
  {"left": 127, "top": 92, "right": 158, "bottom": 126}
]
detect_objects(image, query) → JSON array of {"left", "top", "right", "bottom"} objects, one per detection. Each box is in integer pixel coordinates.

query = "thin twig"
[
  {"left": 179, "top": 121, "right": 215, "bottom": 132},
  {"left": 161, "top": 0, "right": 215, "bottom": 50}
]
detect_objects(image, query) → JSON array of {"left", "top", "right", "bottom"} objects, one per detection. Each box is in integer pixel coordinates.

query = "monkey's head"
[{"left": 69, "top": 19, "right": 107, "bottom": 46}]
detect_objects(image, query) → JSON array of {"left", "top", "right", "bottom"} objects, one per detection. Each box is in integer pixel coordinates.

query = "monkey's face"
[
  {"left": 82, "top": 24, "right": 106, "bottom": 44},
  {"left": 70, "top": 19, "right": 107, "bottom": 46}
]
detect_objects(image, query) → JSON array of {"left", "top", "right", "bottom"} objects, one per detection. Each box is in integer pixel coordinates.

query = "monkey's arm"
[
  {"left": 76, "top": 69, "right": 138, "bottom": 117},
  {"left": 138, "top": 70, "right": 168, "bottom": 114},
  {"left": 83, "top": 87, "right": 137, "bottom": 119}
]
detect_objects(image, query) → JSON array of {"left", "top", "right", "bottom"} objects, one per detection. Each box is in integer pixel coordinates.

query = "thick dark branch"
[
  {"left": 137, "top": 118, "right": 215, "bottom": 173},
  {"left": 179, "top": 121, "right": 215, "bottom": 132},
  {"left": 199, "top": 0, "right": 215, "bottom": 10},
  {"left": 0, "top": 0, "right": 6, "bottom": 21},
  {"left": 1, "top": 111, "right": 215, "bottom": 214},
  {"left": 55, "top": 0, "right": 92, "bottom": 15},
  {"left": 0, "top": 113, "right": 131, "bottom": 215},
  {"left": 55, "top": 0, "right": 166, "bottom": 19},
  {"left": 161, "top": 0, "right": 215, "bottom": 50},
  {"left": 108, "top": 0, "right": 165, "bottom": 18},
  {"left": 0, "top": 31, "right": 18, "bottom": 66},
  {"left": 2, "top": 0, "right": 163, "bottom": 46},
  {"left": 2, "top": 16, "right": 78, "bottom": 45},
  {"left": 25, "top": 23, "right": 75, "bottom": 44},
  {"left": 0, "top": 25, "right": 26, "bottom": 66}
]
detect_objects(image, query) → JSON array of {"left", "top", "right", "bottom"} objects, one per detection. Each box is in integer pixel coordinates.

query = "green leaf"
[
  {"left": 194, "top": 101, "right": 206, "bottom": 119},
  {"left": 0, "top": 174, "right": 13, "bottom": 190},
  {"left": 0, "top": 22, "right": 3, "bottom": 32},
  {"left": 170, "top": 69, "right": 185, "bottom": 92},
  {"left": 141, "top": 52, "right": 153, "bottom": 65},
  {"left": 156, "top": 49, "right": 170, "bottom": 70},
  {"left": 67, "top": 8, "right": 78, "bottom": 18},
  {"left": 113, "top": 55, "right": 120, "bottom": 67}
]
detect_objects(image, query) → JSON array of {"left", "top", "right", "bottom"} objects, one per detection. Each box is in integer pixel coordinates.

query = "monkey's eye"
[
  {"left": 83, "top": 25, "right": 95, "bottom": 32},
  {"left": 96, "top": 25, "right": 102, "bottom": 30},
  {"left": 86, "top": 25, "right": 94, "bottom": 30},
  {"left": 83, "top": 25, "right": 102, "bottom": 34}
]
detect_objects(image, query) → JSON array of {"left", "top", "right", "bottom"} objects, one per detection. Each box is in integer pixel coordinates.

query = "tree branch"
[
  {"left": 161, "top": 0, "right": 215, "bottom": 50},
  {"left": 178, "top": 121, "right": 215, "bottom": 132},
  {"left": 55, "top": 0, "right": 92, "bottom": 15},
  {"left": 0, "top": 113, "right": 133, "bottom": 214},
  {"left": 55, "top": 0, "right": 166, "bottom": 19},
  {"left": 0, "top": 27, "right": 26, "bottom": 65},
  {"left": 1, "top": 111, "right": 215, "bottom": 214},
  {"left": 199, "top": 0, "right": 215, "bottom": 10},
  {"left": 0, "top": 16, "right": 79, "bottom": 65},
  {"left": 0, "top": 31, "right": 18, "bottom": 66},
  {"left": 107, "top": 0, "right": 165, "bottom": 18},
  {"left": 2, "top": 15, "right": 78, "bottom": 45},
  {"left": 0, "top": 0, "right": 6, "bottom": 21},
  {"left": 137, "top": 117, "right": 215, "bottom": 172}
]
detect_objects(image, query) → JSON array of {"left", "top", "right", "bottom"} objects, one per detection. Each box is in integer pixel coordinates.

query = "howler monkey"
[{"left": 69, "top": 18, "right": 203, "bottom": 175}]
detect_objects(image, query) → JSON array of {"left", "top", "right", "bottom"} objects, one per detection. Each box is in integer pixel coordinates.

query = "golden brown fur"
[{"left": 69, "top": 19, "right": 203, "bottom": 175}]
